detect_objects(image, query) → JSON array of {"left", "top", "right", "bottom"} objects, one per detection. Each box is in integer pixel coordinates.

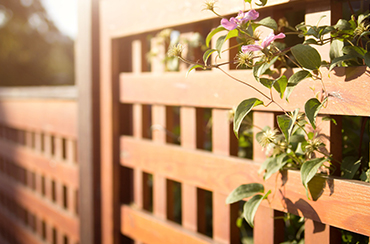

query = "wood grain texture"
[
  {"left": 121, "top": 204, "right": 217, "bottom": 244},
  {"left": 0, "top": 100, "right": 77, "bottom": 138},
  {"left": 120, "top": 67, "right": 370, "bottom": 116},
  {"left": 101, "top": 0, "right": 297, "bottom": 38},
  {"left": 0, "top": 139, "right": 79, "bottom": 188},
  {"left": 0, "top": 174, "right": 79, "bottom": 240},
  {"left": 180, "top": 107, "right": 198, "bottom": 232},
  {"left": 0, "top": 205, "right": 41, "bottom": 244},
  {"left": 305, "top": 219, "right": 341, "bottom": 244},
  {"left": 120, "top": 136, "right": 370, "bottom": 236}
]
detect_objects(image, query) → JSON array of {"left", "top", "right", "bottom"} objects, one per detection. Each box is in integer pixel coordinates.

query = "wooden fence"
[
  {"left": 0, "top": 87, "right": 79, "bottom": 244},
  {"left": 100, "top": 0, "right": 370, "bottom": 244}
]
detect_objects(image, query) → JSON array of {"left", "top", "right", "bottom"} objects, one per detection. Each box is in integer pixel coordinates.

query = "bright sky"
[{"left": 40, "top": 0, "right": 78, "bottom": 39}]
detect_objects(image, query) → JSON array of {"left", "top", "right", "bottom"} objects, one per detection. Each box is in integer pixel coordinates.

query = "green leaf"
[
  {"left": 341, "top": 156, "right": 362, "bottom": 179},
  {"left": 259, "top": 78, "right": 274, "bottom": 89},
  {"left": 291, "top": 44, "right": 321, "bottom": 70},
  {"left": 334, "top": 19, "right": 352, "bottom": 31},
  {"left": 253, "top": 56, "right": 279, "bottom": 80},
  {"left": 263, "top": 153, "right": 289, "bottom": 180},
  {"left": 303, "top": 38, "right": 319, "bottom": 45},
  {"left": 215, "top": 35, "right": 227, "bottom": 57},
  {"left": 343, "top": 46, "right": 365, "bottom": 58},
  {"left": 186, "top": 64, "right": 203, "bottom": 77},
  {"left": 202, "top": 49, "right": 216, "bottom": 65},
  {"left": 273, "top": 75, "right": 288, "bottom": 99},
  {"left": 206, "top": 26, "right": 226, "bottom": 48},
  {"left": 258, "top": 17, "right": 277, "bottom": 30},
  {"left": 234, "top": 98, "right": 264, "bottom": 138},
  {"left": 277, "top": 109, "right": 299, "bottom": 143},
  {"left": 226, "top": 183, "right": 264, "bottom": 204},
  {"left": 255, "top": 0, "right": 267, "bottom": 6},
  {"left": 244, "top": 0, "right": 252, "bottom": 3},
  {"left": 364, "top": 52, "right": 370, "bottom": 68},
  {"left": 329, "top": 39, "right": 344, "bottom": 61},
  {"left": 301, "top": 157, "right": 327, "bottom": 199},
  {"left": 329, "top": 54, "right": 358, "bottom": 71},
  {"left": 304, "top": 98, "right": 324, "bottom": 129},
  {"left": 285, "top": 70, "right": 312, "bottom": 100},
  {"left": 243, "top": 190, "right": 271, "bottom": 227}
]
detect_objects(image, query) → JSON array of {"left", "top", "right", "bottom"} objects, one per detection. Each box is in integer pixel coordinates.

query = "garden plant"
[{"left": 167, "top": 0, "right": 370, "bottom": 240}]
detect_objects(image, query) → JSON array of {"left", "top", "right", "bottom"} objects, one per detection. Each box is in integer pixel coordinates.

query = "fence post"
[{"left": 77, "top": 0, "right": 101, "bottom": 243}]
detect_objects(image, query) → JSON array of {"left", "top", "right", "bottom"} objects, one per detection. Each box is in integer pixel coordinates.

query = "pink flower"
[
  {"left": 242, "top": 33, "right": 285, "bottom": 52},
  {"left": 221, "top": 10, "right": 259, "bottom": 30}
]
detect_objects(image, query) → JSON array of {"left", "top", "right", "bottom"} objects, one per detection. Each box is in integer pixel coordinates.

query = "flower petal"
[
  {"left": 242, "top": 44, "right": 263, "bottom": 52},
  {"left": 244, "top": 9, "right": 259, "bottom": 21},
  {"left": 261, "top": 32, "right": 286, "bottom": 48},
  {"left": 221, "top": 18, "right": 237, "bottom": 30}
]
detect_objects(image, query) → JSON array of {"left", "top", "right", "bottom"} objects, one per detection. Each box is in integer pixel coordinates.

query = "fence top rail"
[
  {"left": 0, "top": 86, "right": 78, "bottom": 100},
  {"left": 101, "top": 0, "right": 294, "bottom": 38}
]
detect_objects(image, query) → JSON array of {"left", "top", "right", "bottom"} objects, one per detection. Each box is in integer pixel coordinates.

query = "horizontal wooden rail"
[
  {"left": 0, "top": 139, "right": 79, "bottom": 188},
  {"left": 0, "top": 100, "right": 77, "bottom": 138},
  {"left": 101, "top": 0, "right": 303, "bottom": 38},
  {"left": 0, "top": 175, "right": 79, "bottom": 240},
  {"left": 121, "top": 204, "right": 216, "bottom": 244},
  {"left": 0, "top": 205, "right": 41, "bottom": 244},
  {"left": 120, "top": 67, "right": 370, "bottom": 116},
  {"left": 120, "top": 136, "right": 370, "bottom": 236},
  {"left": 0, "top": 86, "right": 77, "bottom": 100}
]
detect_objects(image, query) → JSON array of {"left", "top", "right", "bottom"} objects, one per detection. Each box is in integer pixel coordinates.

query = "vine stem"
[{"left": 216, "top": 67, "right": 270, "bottom": 100}]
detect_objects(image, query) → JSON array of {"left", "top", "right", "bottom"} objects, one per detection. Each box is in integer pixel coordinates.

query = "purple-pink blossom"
[
  {"left": 221, "top": 10, "right": 259, "bottom": 30},
  {"left": 241, "top": 33, "right": 286, "bottom": 52}
]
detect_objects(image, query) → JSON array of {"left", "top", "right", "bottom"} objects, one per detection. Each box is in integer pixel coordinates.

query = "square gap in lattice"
[
  {"left": 196, "top": 108, "right": 212, "bottom": 152},
  {"left": 197, "top": 188, "right": 213, "bottom": 238},
  {"left": 166, "top": 106, "right": 180, "bottom": 145},
  {"left": 142, "top": 172, "right": 153, "bottom": 213},
  {"left": 166, "top": 179, "right": 182, "bottom": 224}
]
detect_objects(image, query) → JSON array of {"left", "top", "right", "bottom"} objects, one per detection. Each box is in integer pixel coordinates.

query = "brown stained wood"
[
  {"left": 0, "top": 100, "right": 77, "bottom": 138},
  {"left": 0, "top": 139, "right": 79, "bottom": 188},
  {"left": 212, "top": 109, "right": 233, "bottom": 243},
  {"left": 66, "top": 139, "right": 77, "bottom": 164},
  {"left": 0, "top": 175, "right": 79, "bottom": 240},
  {"left": 0, "top": 205, "right": 41, "bottom": 244},
  {"left": 252, "top": 112, "right": 282, "bottom": 242},
  {"left": 151, "top": 105, "right": 167, "bottom": 220},
  {"left": 120, "top": 136, "right": 370, "bottom": 236},
  {"left": 121, "top": 204, "right": 216, "bottom": 244},
  {"left": 134, "top": 169, "right": 143, "bottom": 209},
  {"left": 305, "top": 219, "right": 341, "bottom": 244},
  {"left": 133, "top": 104, "right": 143, "bottom": 138},
  {"left": 100, "top": 33, "right": 121, "bottom": 244},
  {"left": 180, "top": 107, "right": 198, "bottom": 232},
  {"left": 182, "top": 184, "right": 197, "bottom": 232},
  {"left": 54, "top": 137, "right": 63, "bottom": 161},
  {"left": 101, "top": 0, "right": 293, "bottom": 38},
  {"left": 56, "top": 181, "right": 64, "bottom": 209},
  {"left": 120, "top": 67, "right": 370, "bottom": 116},
  {"left": 0, "top": 86, "right": 77, "bottom": 100},
  {"left": 254, "top": 206, "right": 285, "bottom": 244}
]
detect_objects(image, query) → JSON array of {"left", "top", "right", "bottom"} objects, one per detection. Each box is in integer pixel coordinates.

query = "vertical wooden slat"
[
  {"left": 152, "top": 105, "right": 167, "bottom": 220},
  {"left": 68, "top": 139, "right": 77, "bottom": 164},
  {"left": 305, "top": 220, "right": 341, "bottom": 244},
  {"left": 34, "top": 132, "right": 42, "bottom": 152},
  {"left": 54, "top": 137, "right": 63, "bottom": 161},
  {"left": 305, "top": 115, "right": 342, "bottom": 243},
  {"left": 253, "top": 111, "right": 285, "bottom": 244},
  {"left": 77, "top": 0, "right": 100, "bottom": 242},
  {"left": 100, "top": 29, "right": 121, "bottom": 244},
  {"left": 180, "top": 107, "right": 197, "bottom": 232},
  {"left": 56, "top": 181, "right": 64, "bottom": 209},
  {"left": 212, "top": 109, "right": 231, "bottom": 243}
]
